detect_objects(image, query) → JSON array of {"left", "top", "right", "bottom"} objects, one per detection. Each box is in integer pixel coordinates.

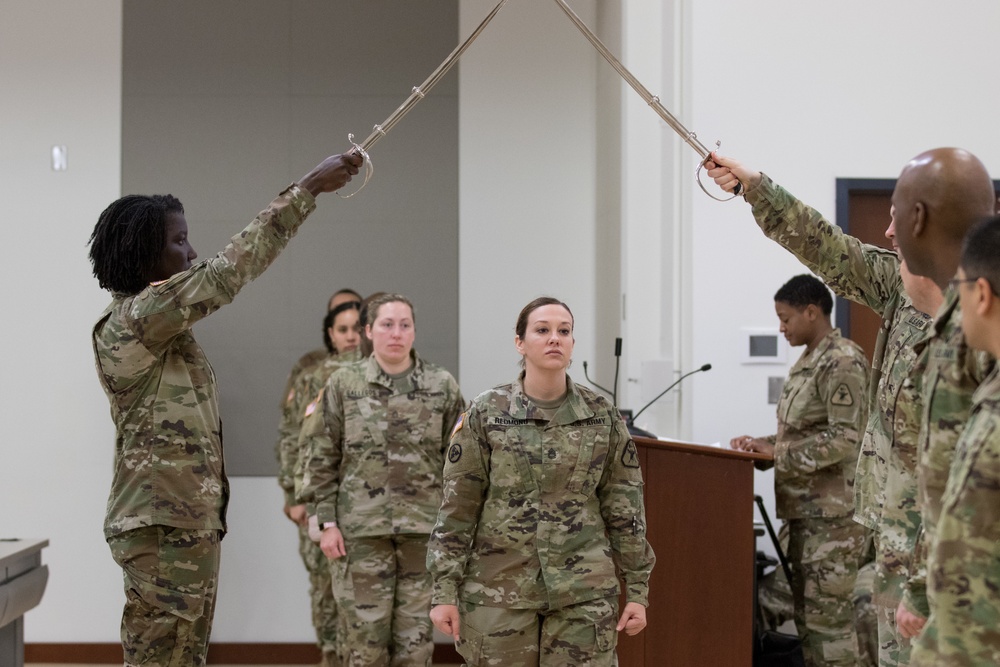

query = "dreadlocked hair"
[{"left": 88, "top": 194, "right": 184, "bottom": 294}]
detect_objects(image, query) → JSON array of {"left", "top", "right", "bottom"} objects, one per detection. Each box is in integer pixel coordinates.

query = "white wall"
[
  {"left": 458, "top": 0, "right": 602, "bottom": 399},
  {"left": 687, "top": 0, "right": 1000, "bottom": 524},
  {"left": 0, "top": 0, "right": 125, "bottom": 641},
  {"left": 8, "top": 0, "right": 1000, "bottom": 646}
]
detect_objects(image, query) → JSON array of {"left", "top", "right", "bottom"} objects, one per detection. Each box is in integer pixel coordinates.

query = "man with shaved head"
[
  {"left": 707, "top": 148, "right": 995, "bottom": 666},
  {"left": 886, "top": 148, "right": 997, "bottom": 656}
]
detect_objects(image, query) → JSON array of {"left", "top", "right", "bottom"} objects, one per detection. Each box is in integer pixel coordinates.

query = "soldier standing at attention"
[
  {"left": 910, "top": 217, "right": 1000, "bottom": 665},
  {"left": 88, "top": 151, "right": 362, "bottom": 666},
  {"left": 278, "top": 287, "right": 363, "bottom": 419},
  {"left": 707, "top": 152, "right": 953, "bottom": 666},
  {"left": 732, "top": 275, "right": 871, "bottom": 667},
  {"left": 300, "top": 293, "right": 464, "bottom": 666},
  {"left": 427, "top": 297, "right": 655, "bottom": 667},
  {"left": 276, "top": 299, "right": 363, "bottom": 667},
  {"left": 883, "top": 149, "right": 997, "bottom": 643}
]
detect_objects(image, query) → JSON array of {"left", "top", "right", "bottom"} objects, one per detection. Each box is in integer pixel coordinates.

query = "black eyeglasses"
[{"left": 948, "top": 276, "right": 1000, "bottom": 296}]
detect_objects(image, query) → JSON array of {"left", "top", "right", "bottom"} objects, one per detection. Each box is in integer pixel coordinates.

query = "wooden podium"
[{"left": 617, "top": 437, "right": 769, "bottom": 667}]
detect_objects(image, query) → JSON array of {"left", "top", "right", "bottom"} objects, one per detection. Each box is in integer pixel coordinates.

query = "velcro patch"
[
  {"left": 451, "top": 413, "right": 465, "bottom": 438},
  {"left": 831, "top": 383, "right": 854, "bottom": 407},
  {"left": 447, "top": 443, "right": 463, "bottom": 464},
  {"left": 622, "top": 440, "right": 640, "bottom": 469}
]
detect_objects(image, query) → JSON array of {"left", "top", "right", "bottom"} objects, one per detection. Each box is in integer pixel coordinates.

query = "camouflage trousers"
[
  {"left": 787, "top": 516, "right": 869, "bottom": 667},
  {"left": 853, "top": 561, "right": 878, "bottom": 667},
  {"left": 332, "top": 533, "right": 433, "bottom": 667},
  {"left": 107, "top": 526, "right": 221, "bottom": 667},
  {"left": 875, "top": 604, "right": 910, "bottom": 666},
  {"left": 456, "top": 597, "right": 619, "bottom": 667},
  {"left": 297, "top": 522, "right": 338, "bottom": 655}
]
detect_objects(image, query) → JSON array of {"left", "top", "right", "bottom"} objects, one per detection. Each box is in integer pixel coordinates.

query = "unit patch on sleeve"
[
  {"left": 622, "top": 439, "right": 640, "bottom": 468},
  {"left": 448, "top": 443, "right": 463, "bottom": 464},
  {"left": 831, "top": 383, "right": 855, "bottom": 407}
]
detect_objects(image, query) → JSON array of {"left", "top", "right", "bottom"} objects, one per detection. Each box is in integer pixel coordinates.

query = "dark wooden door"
[{"left": 834, "top": 180, "right": 894, "bottom": 364}]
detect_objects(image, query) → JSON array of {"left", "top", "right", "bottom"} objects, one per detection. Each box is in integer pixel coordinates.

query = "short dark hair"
[
  {"left": 88, "top": 194, "right": 184, "bottom": 294},
  {"left": 322, "top": 300, "right": 361, "bottom": 353},
  {"left": 961, "top": 216, "right": 1000, "bottom": 295},
  {"left": 774, "top": 274, "right": 833, "bottom": 316}
]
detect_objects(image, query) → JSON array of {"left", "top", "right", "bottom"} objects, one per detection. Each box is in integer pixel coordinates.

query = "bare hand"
[
  {"left": 430, "top": 604, "right": 461, "bottom": 641},
  {"left": 730, "top": 435, "right": 774, "bottom": 456},
  {"left": 616, "top": 602, "right": 647, "bottom": 636},
  {"left": 895, "top": 600, "right": 927, "bottom": 639},
  {"left": 298, "top": 152, "right": 364, "bottom": 197},
  {"left": 307, "top": 515, "right": 322, "bottom": 543},
  {"left": 320, "top": 525, "right": 346, "bottom": 559},
  {"left": 286, "top": 504, "right": 308, "bottom": 526},
  {"left": 705, "top": 153, "right": 762, "bottom": 194}
]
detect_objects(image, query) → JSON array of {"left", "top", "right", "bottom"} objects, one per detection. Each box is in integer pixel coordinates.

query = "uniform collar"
[
  {"left": 931, "top": 284, "right": 960, "bottom": 338},
  {"left": 365, "top": 349, "right": 424, "bottom": 389},
  {"left": 795, "top": 328, "right": 842, "bottom": 370},
  {"left": 509, "top": 372, "right": 596, "bottom": 425}
]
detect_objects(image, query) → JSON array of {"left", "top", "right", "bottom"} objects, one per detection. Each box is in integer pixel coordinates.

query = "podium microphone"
[
  {"left": 626, "top": 363, "right": 712, "bottom": 437},
  {"left": 612, "top": 337, "right": 622, "bottom": 407},
  {"left": 583, "top": 337, "right": 624, "bottom": 402}
]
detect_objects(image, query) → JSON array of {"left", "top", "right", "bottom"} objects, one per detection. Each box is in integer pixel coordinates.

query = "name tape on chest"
[{"left": 487, "top": 416, "right": 608, "bottom": 427}]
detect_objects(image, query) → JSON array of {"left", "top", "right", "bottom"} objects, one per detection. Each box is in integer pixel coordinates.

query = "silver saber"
[
  {"left": 552, "top": 0, "right": 741, "bottom": 199},
  {"left": 341, "top": 0, "right": 509, "bottom": 197}
]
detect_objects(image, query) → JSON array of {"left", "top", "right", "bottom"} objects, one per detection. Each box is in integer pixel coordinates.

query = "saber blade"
[
  {"left": 552, "top": 0, "right": 741, "bottom": 197},
  {"left": 552, "top": 0, "right": 708, "bottom": 156},
  {"left": 356, "top": 0, "right": 509, "bottom": 153}
]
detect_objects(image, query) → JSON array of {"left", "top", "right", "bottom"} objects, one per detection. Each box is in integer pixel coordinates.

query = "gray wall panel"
[{"left": 123, "top": 0, "right": 459, "bottom": 475}]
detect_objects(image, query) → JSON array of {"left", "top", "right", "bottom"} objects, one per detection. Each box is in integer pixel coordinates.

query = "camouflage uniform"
[
  {"left": 758, "top": 329, "right": 870, "bottom": 667},
  {"left": 280, "top": 347, "right": 328, "bottom": 411},
  {"left": 745, "top": 175, "right": 929, "bottom": 665},
  {"left": 300, "top": 351, "right": 464, "bottom": 667},
  {"left": 92, "top": 184, "right": 316, "bottom": 666},
  {"left": 275, "top": 348, "right": 362, "bottom": 660},
  {"left": 426, "top": 375, "right": 655, "bottom": 667},
  {"left": 902, "top": 290, "right": 995, "bottom": 626},
  {"left": 910, "top": 368, "right": 1000, "bottom": 666}
]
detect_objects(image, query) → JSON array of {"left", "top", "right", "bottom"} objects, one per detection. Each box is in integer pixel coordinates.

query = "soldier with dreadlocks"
[{"left": 87, "top": 151, "right": 361, "bottom": 667}]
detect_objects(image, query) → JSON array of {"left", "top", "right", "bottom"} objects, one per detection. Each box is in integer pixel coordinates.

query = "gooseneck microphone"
[
  {"left": 629, "top": 363, "right": 713, "bottom": 426},
  {"left": 583, "top": 337, "right": 625, "bottom": 402},
  {"left": 612, "top": 337, "right": 622, "bottom": 407}
]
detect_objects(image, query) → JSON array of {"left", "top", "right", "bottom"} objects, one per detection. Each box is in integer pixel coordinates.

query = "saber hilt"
[{"left": 339, "top": 0, "right": 510, "bottom": 198}]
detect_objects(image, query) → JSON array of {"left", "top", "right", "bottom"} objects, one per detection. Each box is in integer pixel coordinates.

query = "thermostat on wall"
[{"left": 741, "top": 328, "right": 786, "bottom": 364}]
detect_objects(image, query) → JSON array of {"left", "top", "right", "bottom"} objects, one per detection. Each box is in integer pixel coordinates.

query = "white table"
[{"left": 0, "top": 539, "right": 49, "bottom": 667}]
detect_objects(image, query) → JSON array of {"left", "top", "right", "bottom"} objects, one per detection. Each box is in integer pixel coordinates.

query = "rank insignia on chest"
[
  {"left": 448, "top": 442, "right": 463, "bottom": 464},
  {"left": 831, "top": 383, "right": 854, "bottom": 406},
  {"left": 622, "top": 439, "right": 640, "bottom": 468}
]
